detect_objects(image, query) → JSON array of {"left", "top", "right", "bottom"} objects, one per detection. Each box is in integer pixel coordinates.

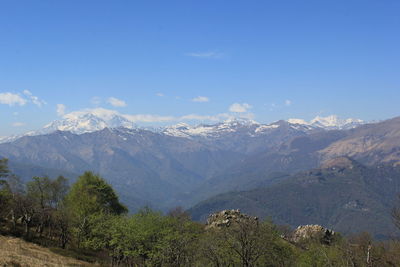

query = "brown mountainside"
[{"left": 319, "top": 117, "right": 400, "bottom": 165}]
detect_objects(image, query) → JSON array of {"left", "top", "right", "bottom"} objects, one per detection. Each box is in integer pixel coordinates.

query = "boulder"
[
  {"left": 290, "top": 224, "right": 336, "bottom": 245},
  {"left": 206, "top": 209, "right": 258, "bottom": 229}
]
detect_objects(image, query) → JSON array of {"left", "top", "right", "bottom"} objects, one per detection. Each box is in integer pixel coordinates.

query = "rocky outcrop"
[
  {"left": 290, "top": 224, "right": 336, "bottom": 244},
  {"left": 206, "top": 209, "right": 258, "bottom": 229}
]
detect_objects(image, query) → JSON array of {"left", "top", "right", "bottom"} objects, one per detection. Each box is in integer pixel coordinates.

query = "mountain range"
[
  {"left": 1, "top": 111, "right": 400, "bottom": 237},
  {"left": 0, "top": 109, "right": 364, "bottom": 143}
]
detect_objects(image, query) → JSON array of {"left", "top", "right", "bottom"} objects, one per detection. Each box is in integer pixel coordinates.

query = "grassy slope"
[{"left": 0, "top": 235, "right": 97, "bottom": 267}]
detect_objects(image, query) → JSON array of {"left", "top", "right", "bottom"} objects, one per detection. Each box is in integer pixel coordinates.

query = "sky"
[{"left": 0, "top": 0, "right": 399, "bottom": 136}]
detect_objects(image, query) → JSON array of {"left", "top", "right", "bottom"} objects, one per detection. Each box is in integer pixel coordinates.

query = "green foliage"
[
  {"left": 198, "top": 220, "right": 297, "bottom": 267},
  {"left": 80, "top": 207, "right": 204, "bottom": 266},
  {"left": 67, "top": 171, "right": 127, "bottom": 216},
  {"left": 65, "top": 171, "right": 127, "bottom": 247}
]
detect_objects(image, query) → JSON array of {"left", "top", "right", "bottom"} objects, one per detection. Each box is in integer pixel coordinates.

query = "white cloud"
[
  {"left": 23, "top": 90, "right": 46, "bottom": 107},
  {"left": 64, "top": 108, "right": 119, "bottom": 121},
  {"left": 0, "top": 92, "right": 27, "bottom": 106},
  {"left": 156, "top": 93, "right": 164, "bottom": 97},
  {"left": 56, "top": 104, "right": 66, "bottom": 116},
  {"left": 186, "top": 51, "right": 223, "bottom": 59},
  {"left": 192, "top": 96, "right": 209, "bottom": 103},
  {"left": 229, "top": 103, "right": 252, "bottom": 113},
  {"left": 22, "top": 90, "right": 30, "bottom": 95},
  {"left": 107, "top": 97, "right": 127, "bottom": 107},
  {"left": 285, "top": 100, "right": 292, "bottom": 106},
  {"left": 12, "top": 122, "right": 25, "bottom": 127}
]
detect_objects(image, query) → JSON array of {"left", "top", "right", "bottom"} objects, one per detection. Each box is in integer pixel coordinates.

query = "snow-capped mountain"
[
  {"left": 0, "top": 110, "right": 365, "bottom": 144},
  {"left": 311, "top": 115, "right": 364, "bottom": 129},
  {"left": 162, "top": 118, "right": 259, "bottom": 138},
  {"left": 38, "top": 109, "right": 137, "bottom": 135},
  {"left": 288, "top": 115, "right": 364, "bottom": 130}
]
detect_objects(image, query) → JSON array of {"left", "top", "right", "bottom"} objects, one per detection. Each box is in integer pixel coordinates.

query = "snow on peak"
[
  {"left": 254, "top": 124, "right": 280, "bottom": 133},
  {"left": 163, "top": 118, "right": 259, "bottom": 138},
  {"left": 41, "top": 108, "right": 137, "bottom": 135},
  {"left": 287, "top": 118, "right": 309, "bottom": 125},
  {"left": 0, "top": 110, "right": 365, "bottom": 144},
  {"left": 287, "top": 115, "right": 364, "bottom": 130},
  {"left": 222, "top": 117, "right": 258, "bottom": 126},
  {"left": 310, "top": 115, "right": 363, "bottom": 129}
]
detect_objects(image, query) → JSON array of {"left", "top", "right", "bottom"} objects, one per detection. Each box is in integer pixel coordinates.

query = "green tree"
[
  {"left": 66, "top": 171, "right": 127, "bottom": 247},
  {"left": 153, "top": 213, "right": 203, "bottom": 267}
]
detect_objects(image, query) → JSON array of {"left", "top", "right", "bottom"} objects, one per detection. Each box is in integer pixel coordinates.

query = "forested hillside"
[{"left": 189, "top": 157, "right": 400, "bottom": 239}]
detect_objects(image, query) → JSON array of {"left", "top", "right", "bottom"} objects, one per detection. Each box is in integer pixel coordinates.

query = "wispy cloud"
[
  {"left": 229, "top": 103, "right": 252, "bottom": 113},
  {"left": 156, "top": 93, "right": 164, "bottom": 97},
  {"left": 285, "top": 99, "right": 292, "bottom": 106},
  {"left": 185, "top": 51, "right": 223, "bottom": 59},
  {"left": 107, "top": 97, "right": 127, "bottom": 107},
  {"left": 0, "top": 92, "right": 27, "bottom": 106},
  {"left": 56, "top": 104, "right": 66, "bottom": 116},
  {"left": 192, "top": 96, "right": 209, "bottom": 103},
  {"left": 0, "top": 91, "right": 46, "bottom": 107},
  {"left": 23, "top": 90, "right": 46, "bottom": 107}
]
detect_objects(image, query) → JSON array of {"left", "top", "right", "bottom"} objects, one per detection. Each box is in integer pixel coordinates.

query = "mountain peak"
[
  {"left": 41, "top": 108, "right": 137, "bottom": 135},
  {"left": 287, "top": 115, "right": 364, "bottom": 130}
]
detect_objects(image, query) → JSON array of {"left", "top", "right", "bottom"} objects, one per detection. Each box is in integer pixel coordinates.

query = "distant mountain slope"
[
  {"left": 189, "top": 158, "right": 400, "bottom": 239},
  {"left": 0, "top": 114, "right": 396, "bottom": 214},
  {"left": 184, "top": 128, "right": 348, "bottom": 206},
  {"left": 0, "top": 128, "right": 242, "bottom": 211},
  {"left": 0, "top": 117, "right": 329, "bottom": 211},
  {"left": 320, "top": 117, "right": 400, "bottom": 165}
]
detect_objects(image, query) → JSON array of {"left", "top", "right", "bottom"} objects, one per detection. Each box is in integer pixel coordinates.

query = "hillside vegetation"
[{"left": 1, "top": 158, "right": 400, "bottom": 266}]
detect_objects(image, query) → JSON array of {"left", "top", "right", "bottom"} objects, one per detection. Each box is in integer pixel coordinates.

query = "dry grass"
[{"left": 0, "top": 235, "right": 96, "bottom": 267}]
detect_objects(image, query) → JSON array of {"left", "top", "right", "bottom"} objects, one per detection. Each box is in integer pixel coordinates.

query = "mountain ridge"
[
  {"left": 188, "top": 159, "right": 400, "bottom": 239},
  {"left": 0, "top": 110, "right": 365, "bottom": 144}
]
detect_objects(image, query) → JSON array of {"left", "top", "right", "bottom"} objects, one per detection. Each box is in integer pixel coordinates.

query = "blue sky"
[{"left": 1, "top": 0, "right": 399, "bottom": 136}]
